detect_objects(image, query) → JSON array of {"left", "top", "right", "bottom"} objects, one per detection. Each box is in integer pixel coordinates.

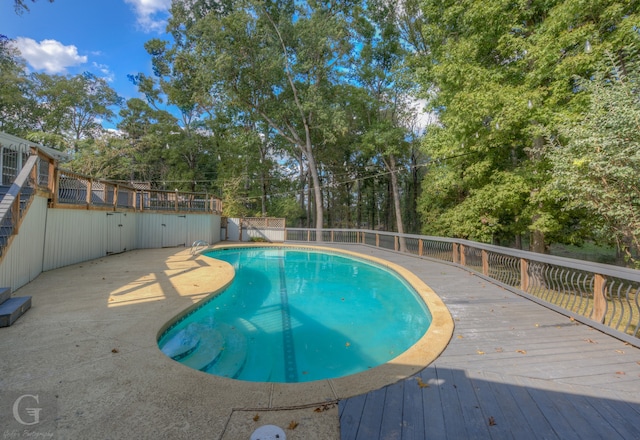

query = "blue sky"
[{"left": 1, "top": 0, "right": 172, "bottom": 101}]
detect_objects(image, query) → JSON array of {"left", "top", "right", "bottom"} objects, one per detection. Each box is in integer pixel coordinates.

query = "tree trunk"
[
  {"left": 356, "top": 179, "right": 362, "bottom": 228},
  {"left": 298, "top": 151, "right": 305, "bottom": 227},
  {"left": 304, "top": 142, "right": 324, "bottom": 240},
  {"left": 388, "top": 154, "right": 407, "bottom": 252}
]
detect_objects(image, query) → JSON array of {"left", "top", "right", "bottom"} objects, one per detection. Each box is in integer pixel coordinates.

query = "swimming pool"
[{"left": 158, "top": 246, "right": 433, "bottom": 383}]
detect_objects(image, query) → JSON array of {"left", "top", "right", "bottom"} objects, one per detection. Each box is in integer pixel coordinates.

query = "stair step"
[
  {"left": 160, "top": 324, "right": 202, "bottom": 360},
  {"left": 0, "top": 287, "right": 11, "bottom": 305},
  {"left": 180, "top": 327, "right": 224, "bottom": 371},
  {"left": 205, "top": 323, "right": 248, "bottom": 379},
  {"left": 0, "top": 296, "right": 31, "bottom": 327}
]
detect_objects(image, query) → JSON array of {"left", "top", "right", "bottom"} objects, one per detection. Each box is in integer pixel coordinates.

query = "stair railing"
[{"left": 0, "top": 155, "right": 39, "bottom": 258}]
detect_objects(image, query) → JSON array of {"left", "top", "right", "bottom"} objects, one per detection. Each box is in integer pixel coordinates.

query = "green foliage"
[
  {"left": 546, "top": 47, "right": 640, "bottom": 263},
  {"left": 0, "top": 35, "right": 32, "bottom": 135},
  {"left": 415, "top": 0, "right": 640, "bottom": 251}
]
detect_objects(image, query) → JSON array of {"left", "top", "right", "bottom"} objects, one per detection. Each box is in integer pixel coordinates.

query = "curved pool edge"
[
  {"left": 161, "top": 242, "right": 454, "bottom": 403},
  {"left": 155, "top": 255, "right": 236, "bottom": 341}
]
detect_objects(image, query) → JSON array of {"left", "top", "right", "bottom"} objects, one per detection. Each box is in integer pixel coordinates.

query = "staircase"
[
  {"left": 0, "top": 184, "right": 34, "bottom": 257},
  {"left": 0, "top": 184, "right": 35, "bottom": 327},
  {"left": 0, "top": 287, "right": 31, "bottom": 327}
]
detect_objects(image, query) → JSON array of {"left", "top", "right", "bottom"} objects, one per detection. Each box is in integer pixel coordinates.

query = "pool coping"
[{"left": 195, "top": 242, "right": 455, "bottom": 403}]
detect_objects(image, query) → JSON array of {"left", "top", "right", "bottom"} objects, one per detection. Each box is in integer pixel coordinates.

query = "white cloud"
[
  {"left": 93, "top": 62, "right": 115, "bottom": 82},
  {"left": 124, "top": 0, "right": 171, "bottom": 33},
  {"left": 14, "top": 38, "right": 87, "bottom": 74}
]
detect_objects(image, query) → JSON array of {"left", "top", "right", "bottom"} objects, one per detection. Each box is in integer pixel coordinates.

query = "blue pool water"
[{"left": 158, "top": 247, "right": 432, "bottom": 383}]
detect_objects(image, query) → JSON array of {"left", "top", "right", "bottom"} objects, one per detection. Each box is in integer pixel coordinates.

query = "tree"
[
  {"left": 547, "top": 49, "right": 640, "bottom": 265},
  {"left": 13, "top": 0, "right": 53, "bottom": 14},
  {"left": 415, "top": 0, "right": 640, "bottom": 251},
  {"left": 162, "top": 0, "right": 355, "bottom": 235},
  {"left": 353, "top": 0, "right": 425, "bottom": 249},
  {"left": 0, "top": 35, "right": 33, "bottom": 135},
  {"left": 28, "top": 72, "right": 121, "bottom": 152}
]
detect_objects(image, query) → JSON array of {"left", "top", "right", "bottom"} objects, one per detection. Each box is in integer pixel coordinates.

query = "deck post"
[
  {"left": 520, "top": 258, "right": 529, "bottom": 292},
  {"left": 459, "top": 244, "right": 466, "bottom": 266},
  {"left": 482, "top": 250, "right": 489, "bottom": 276},
  {"left": 376, "top": 233, "right": 380, "bottom": 248},
  {"left": 394, "top": 236, "right": 398, "bottom": 251},
  {"left": 307, "top": 230, "right": 310, "bottom": 242},
  {"left": 86, "top": 178, "right": 93, "bottom": 206},
  {"left": 113, "top": 184, "right": 119, "bottom": 210},
  {"left": 48, "top": 158, "right": 56, "bottom": 195},
  {"left": 331, "top": 230, "right": 334, "bottom": 242},
  {"left": 418, "top": 239, "right": 423, "bottom": 257},
  {"left": 453, "top": 243, "right": 459, "bottom": 264},
  {"left": 592, "top": 274, "right": 607, "bottom": 323}
]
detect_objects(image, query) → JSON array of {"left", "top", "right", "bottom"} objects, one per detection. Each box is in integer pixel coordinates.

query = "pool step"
[
  {"left": 180, "top": 327, "right": 225, "bottom": 371},
  {"left": 161, "top": 321, "right": 252, "bottom": 379},
  {"left": 230, "top": 318, "right": 273, "bottom": 381},
  {"left": 206, "top": 323, "right": 248, "bottom": 378},
  {"left": 160, "top": 324, "right": 202, "bottom": 360}
]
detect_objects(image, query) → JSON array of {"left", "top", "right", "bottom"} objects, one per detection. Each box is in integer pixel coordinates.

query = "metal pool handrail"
[{"left": 285, "top": 228, "right": 640, "bottom": 347}]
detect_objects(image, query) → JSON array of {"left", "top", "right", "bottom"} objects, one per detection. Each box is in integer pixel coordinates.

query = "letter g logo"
[{"left": 12, "top": 394, "right": 42, "bottom": 426}]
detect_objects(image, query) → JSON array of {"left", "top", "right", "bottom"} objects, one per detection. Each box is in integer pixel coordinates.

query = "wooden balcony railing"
[{"left": 51, "top": 168, "right": 222, "bottom": 214}]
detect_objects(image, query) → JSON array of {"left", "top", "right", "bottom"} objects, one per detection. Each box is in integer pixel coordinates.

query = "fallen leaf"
[
  {"left": 345, "top": 342, "right": 351, "bottom": 347},
  {"left": 253, "top": 414, "right": 260, "bottom": 422},
  {"left": 495, "top": 348, "right": 503, "bottom": 353},
  {"left": 516, "top": 350, "right": 527, "bottom": 355},
  {"left": 288, "top": 421, "right": 299, "bottom": 430},
  {"left": 111, "top": 348, "right": 119, "bottom": 353},
  {"left": 477, "top": 350, "right": 485, "bottom": 355},
  {"left": 457, "top": 335, "right": 464, "bottom": 339},
  {"left": 569, "top": 316, "right": 575, "bottom": 322},
  {"left": 416, "top": 377, "right": 429, "bottom": 388},
  {"left": 535, "top": 323, "right": 539, "bottom": 327},
  {"left": 615, "top": 350, "right": 625, "bottom": 354},
  {"left": 615, "top": 371, "right": 625, "bottom": 375},
  {"left": 585, "top": 338, "right": 597, "bottom": 344},
  {"left": 488, "top": 416, "right": 497, "bottom": 426}
]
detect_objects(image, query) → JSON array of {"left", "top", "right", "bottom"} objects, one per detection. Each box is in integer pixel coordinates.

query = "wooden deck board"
[
  {"left": 418, "top": 367, "right": 446, "bottom": 436},
  {"left": 432, "top": 367, "right": 470, "bottom": 440},
  {"left": 401, "top": 376, "right": 425, "bottom": 440},
  {"left": 378, "top": 379, "right": 404, "bottom": 440},
  {"left": 355, "top": 388, "right": 386, "bottom": 440},
  {"left": 329, "top": 244, "right": 640, "bottom": 440}
]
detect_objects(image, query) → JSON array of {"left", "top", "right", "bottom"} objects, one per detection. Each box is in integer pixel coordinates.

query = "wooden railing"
[
  {"left": 51, "top": 168, "right": 222, "bottom": 214},
  {"left": 285, "top": 228, "right": 640, "bottom": 347},
  {"left": 0, "top": 148, "right": 56, "bottom": 259}
]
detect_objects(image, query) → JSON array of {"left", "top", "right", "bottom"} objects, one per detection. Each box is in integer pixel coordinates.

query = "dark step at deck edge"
[{"left": 0, "top": 296, "right": 32, "bottom": 327}]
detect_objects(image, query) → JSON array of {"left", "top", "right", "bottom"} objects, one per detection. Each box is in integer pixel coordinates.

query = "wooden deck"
[{"left": 323, "top": 244, "right": 640, "bottom": 440}]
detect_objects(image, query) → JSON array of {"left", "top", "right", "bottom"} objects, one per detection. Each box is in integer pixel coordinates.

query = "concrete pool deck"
[{"left": 0, "top": 244, "right": 453, "bottom": 439}]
